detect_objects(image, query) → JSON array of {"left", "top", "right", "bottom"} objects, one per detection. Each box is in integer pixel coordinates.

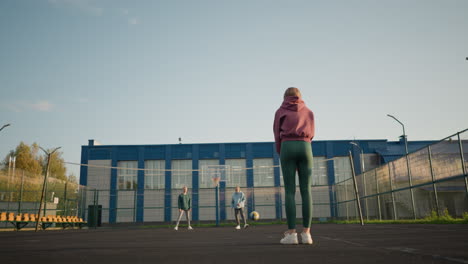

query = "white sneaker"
[
  {"left": 243, "top": 224, "right": 249, "bottom": 229},
  {"left": 280, "top": 232, "right": 298, "bottom": 245},
  {"left": 300, "top": 232, "right": 313, "bottom": 245},
  {"left": 188, "top": 226, "right": 193, "bottom": 230},
  {"left": 174, "top": 226, "right": 178, "bottom": 231},
  {"left": 235, "top": 225, "right": 241, "bottom": 230}
]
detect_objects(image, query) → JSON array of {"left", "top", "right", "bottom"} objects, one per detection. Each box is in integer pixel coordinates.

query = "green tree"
[
  {"left": 1, "top": 142, "right": 43, "bottom": 176},
  {"left": 68, "top": 173, "right": 78, "bottom": 183}
]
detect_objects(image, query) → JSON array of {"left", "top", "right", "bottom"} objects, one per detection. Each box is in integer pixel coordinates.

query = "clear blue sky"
[{"left": 1, "top": 0, "right": 467, "bottom": 177}]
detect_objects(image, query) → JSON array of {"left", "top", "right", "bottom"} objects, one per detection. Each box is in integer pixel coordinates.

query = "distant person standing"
[
  {"left": 174, "top": 186, "right": 193, "bottom": 231},
  {"left": 273, "top": 87, "right": 315, "bottom": 245},
  {"left": 231, "top": 186, "right": 249, "bottom": 229}
]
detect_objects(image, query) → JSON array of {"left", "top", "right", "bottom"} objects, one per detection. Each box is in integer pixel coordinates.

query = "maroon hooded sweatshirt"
[{"left": 273, "top": 96, "right": 315, "bottom": 154}]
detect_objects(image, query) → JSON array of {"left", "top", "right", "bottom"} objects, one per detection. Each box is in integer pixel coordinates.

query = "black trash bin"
[{"left": 88, "top": 205, "right": 102, "bottom": 227}]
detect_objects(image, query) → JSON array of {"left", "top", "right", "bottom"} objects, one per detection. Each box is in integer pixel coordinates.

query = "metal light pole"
[
  {"left": 0, "top": 123, "right": 11, "bottom": 132},
  {"left": 35, "top": 146, "right": 61, "bottom": 232},
  {"left": 350, "top": 142, "right": 368, "bottom": 220},
  {"left": 387, "top": 114, "right": 416, "bottom": 219}
]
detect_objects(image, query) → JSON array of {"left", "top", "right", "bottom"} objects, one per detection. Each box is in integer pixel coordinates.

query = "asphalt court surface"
[{"left": 1, "top": 224, "right": 467, "bottom": 264}]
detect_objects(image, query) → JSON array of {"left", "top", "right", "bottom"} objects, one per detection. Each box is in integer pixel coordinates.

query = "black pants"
[{"left": 235, "top": 208, "right": 246, "bottom": 225}]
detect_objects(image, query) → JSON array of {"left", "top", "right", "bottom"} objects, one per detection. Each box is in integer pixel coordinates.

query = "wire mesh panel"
[
  {"left": 253, "top": 187, "right": 276, "bottom": 219},
  {"left": 436, "top": 178, "right": 468, "bottom": 217},
  {"left": 389, "top": 159, "right": 410, "bottom": 190},
  {"left": 253, "top": 159, "right": 274, "bottom": 187},
  {"left": 336, "top": 203, "right": 347, "bottom": 220},
  {"left": 376, "top": 165, "right": 391, "bottom": 193},
  {"left": 393, "top": 189, "right": 413, "bottom": 219},
  {"left": 342, "top": 200, "right": 358, "bottom": 220},
  {"left": 334, "top": 180, "right": 347, "bottom": 203},
  {"left": 143, "top": 189, "right": 165, "bottom": 222},
  {"left": 84, "top": 188, "right": 96, "bottom": 222},
  {"left": 412, "top": 183, "right": 437, "bottom": 218},
  {"left": 116, "top": 190, "right": 135, "bottom": 223},
  {"left": 431, "top": 137, "right": 463, "bottom": 180},
  {"left": 364, "top": 170, "right": 377, "bottom": 197},
  {"left": 225, "top": 159, "right": 247, "bottom": 187},
  {"left": 345, "top": 179, "right": 355, "bottom": 205},
  {"left": 96, "top": 190, "right": 110, "bottom": 223},
  {"left": 362, "top": 196, "right": 379, "bottom": 220},
  {"left": 460, "top": 132, "right": 468, "bottom": 173},
  {"left": 311, "top": 186, "right": 331, "bottom": 218},
  {"left": 409, "top": 148, "right": 432, "bottom": 186},
  {"left": 198, "top": 188, "right": 216, "bottom": 221},
  {"left": 378, "top": 193, "right": 394, "bottom": 220}
]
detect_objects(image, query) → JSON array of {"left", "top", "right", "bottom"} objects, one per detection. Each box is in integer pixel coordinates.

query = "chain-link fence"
[
  {"left": 0, "top": 169, "right": 82, "bottom": 228},
  {"left": 2, "top": 130, "right": 467, "bottom": 226},
  {"left": 336, "top": 129, "right": 468, "bottom": 220},
  {"left": 77, "top": 184, "right": 332, "bottom": 225}
]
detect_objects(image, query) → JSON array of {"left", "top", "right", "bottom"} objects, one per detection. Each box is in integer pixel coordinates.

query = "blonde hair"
[{"left": 284, "top": 87, "right": 301, "bottom": 99}]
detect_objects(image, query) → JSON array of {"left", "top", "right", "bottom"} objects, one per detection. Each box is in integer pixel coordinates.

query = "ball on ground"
[{"left": 250, "top": 211, "right": 260, "bottom": 221}]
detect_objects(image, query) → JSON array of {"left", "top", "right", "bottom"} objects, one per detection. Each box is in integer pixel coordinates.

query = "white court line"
[{"left": 316, "top": 236, "right": 365, "bottom": 247}]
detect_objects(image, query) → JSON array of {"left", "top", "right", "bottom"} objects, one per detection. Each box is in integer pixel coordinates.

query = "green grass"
[
  {"left": 139, "top": 210, "right": 468, "bottom": 229},
  {"left": 330, "top": 219, "right": 468, "bottom": 224},
  {"left": 139, "top": 220, "right": 288, "bottom": 229},
  {"left": 331, "top": 209, "right": 468, "bottom": 224}
]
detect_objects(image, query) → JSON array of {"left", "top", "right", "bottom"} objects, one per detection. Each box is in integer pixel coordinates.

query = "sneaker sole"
[{"left": 280, "top": 242, "right": 299, "bottom": 245}]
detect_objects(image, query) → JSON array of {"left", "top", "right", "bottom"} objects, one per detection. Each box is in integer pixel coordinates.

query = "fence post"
[
  {"left": 93, "top": 189, "right": 98, "bottom": 229},
  {"left": 457, "top": 133, "right": 468, "bottom": 197},
  {"left": 215, "top": 184, "right": 220, "bottom": 226},
  {"left": 63, "top": 181, "right": 68, "bottom": 216},
  {"left": 388, "top": 164, "right": 397, "bottom": 220},
  {"left": 349, "top": 151, "right": 364, "bottom": 225},
  {"left": 18, "top": 171, "right": 25, "bottom": 214},
  {"left": 405, "top": 152, "right": 417, "bottom": 219},
  {"left": 375, "top": 170, "right": 382, "bottom": 220},
  {"left": 44, "top": 178, "right": 49, "bottom": 218},
  {"left": 427, "top": 146, "right": 440, "bottom": 216},
  {"left": 344, "top": 181, "right": 349, "bottom": 220},
  {"left": 134, "top": 189, "right": 137, "bottom": 223},
  {"left": 362, "top": 172, "right": 369, "bottom": 221}
]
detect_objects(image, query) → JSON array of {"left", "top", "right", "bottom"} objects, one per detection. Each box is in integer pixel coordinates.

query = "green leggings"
[{"left": 280, "top": 141, "right": 313, "bottom": 229}]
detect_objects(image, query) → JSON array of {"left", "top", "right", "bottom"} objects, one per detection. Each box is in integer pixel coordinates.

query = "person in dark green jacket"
[{"left": 174, "top": 186, "right": 193, "bottom": 231}]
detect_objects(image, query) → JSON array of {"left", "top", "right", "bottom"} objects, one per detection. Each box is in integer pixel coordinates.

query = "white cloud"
[
  {"left": 29, "top": 101, "right": 54, "bottom": 112},
  {"left": 48, "top": 0, "right": 103, "bottom": 16},
  {"left": 1, "top": 100, "right": 54, "bottom": 112}
]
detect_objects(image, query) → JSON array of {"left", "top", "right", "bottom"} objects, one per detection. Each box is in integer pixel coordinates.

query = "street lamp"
[
  {"left": 387, "top": 114, "right": 416, "bottom": 219},
  {"left": 35, "top": 146, "right": 61, "bottom": 232},
  {"left": 0, "top": 123, "right": 11, "bottom": 132},
  {"left": 386, "top": 114, "right": 408, "bottom": 155}
]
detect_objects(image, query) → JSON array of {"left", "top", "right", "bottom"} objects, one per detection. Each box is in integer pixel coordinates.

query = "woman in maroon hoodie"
[{"left": 273, "top": 87, "right": 314, "bottom": 245}]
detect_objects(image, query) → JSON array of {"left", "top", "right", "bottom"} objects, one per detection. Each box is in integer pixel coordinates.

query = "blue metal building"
[{"left": 80, "top": 138, "right": 436, "bottom": 223}]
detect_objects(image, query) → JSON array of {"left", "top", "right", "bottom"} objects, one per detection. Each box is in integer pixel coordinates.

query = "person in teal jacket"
[
  {"left": 174, "top": 186, "right": 193, "bottom": 231},
  {"left": 231, "top": 186, "right": 248, "bottom": 229}
]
